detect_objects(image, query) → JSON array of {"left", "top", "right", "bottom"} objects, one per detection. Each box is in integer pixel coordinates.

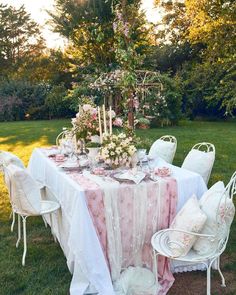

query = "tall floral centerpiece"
[
  {"left": 99, "top": 133, "right": 136, "bottom": 168},
  {"left": 71, "top": 103, "right": 123, "bottom": 153},
  {"left": 71, "top": 104, "right": 99, "bottom": 141}
]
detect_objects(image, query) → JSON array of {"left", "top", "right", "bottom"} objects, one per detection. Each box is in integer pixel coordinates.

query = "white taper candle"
[
  {"left": 103, "top": 104, "right": 107, "bottom": 134},
  {"left": 109, "top": 106, "right": 112, "bottom": 135},
  {"left": 98, "top": 106, "right": 103, "bottom": 143}
]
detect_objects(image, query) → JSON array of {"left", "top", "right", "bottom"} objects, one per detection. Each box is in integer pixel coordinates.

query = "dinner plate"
[
  {"left": 112, "top": 171, "right": 146, "bottom": 184},
  {"left": 60, "top": 161, "right": 78, "bottom": 169}
]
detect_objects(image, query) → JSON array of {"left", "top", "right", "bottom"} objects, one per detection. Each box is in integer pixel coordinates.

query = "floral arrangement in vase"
[
  {"left": 71, "top": 104, "right": 99, "bottom": 142},
  {"left": 71, "top": 103, "right": 123, "bottom": 143},
  {"left": 99, "top": 133, "right": 136, "bottom": 168}
]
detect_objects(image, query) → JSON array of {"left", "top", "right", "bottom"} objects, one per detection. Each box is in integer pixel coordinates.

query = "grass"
[{"left": 0, "top": 119, "right": 235, "bottom": 294}]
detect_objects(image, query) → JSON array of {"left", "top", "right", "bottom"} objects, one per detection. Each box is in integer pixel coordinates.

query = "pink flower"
[
  {"left": 113, "top": 117, "right": 123, "bottom": 127},
  {"left": 90, "top": 108, "right": 97, "bottom": 115},
  {"left": 92, "top": 113, "right": 97, "bottom": 120},
  {"left": 83, "top": 104, "right": 92, "bottom": 112}
]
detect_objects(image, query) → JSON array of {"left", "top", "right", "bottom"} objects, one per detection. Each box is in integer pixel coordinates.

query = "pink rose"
[
  {"left": 92, "top": 113, "right": 97, "bottom": 120},
  {"left": 90, "top": 108, "right": 97, "bottom": 115},
  {"left": 113, "top": 117, "right": 123, "bottom": 127},
  {"left": 83, "top": 104, "right": 92, "bottom": 112}
]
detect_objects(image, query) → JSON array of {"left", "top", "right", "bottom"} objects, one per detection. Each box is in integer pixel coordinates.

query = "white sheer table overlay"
[{"left": 28, "top": 148, "right": 207, "bottom": 295}]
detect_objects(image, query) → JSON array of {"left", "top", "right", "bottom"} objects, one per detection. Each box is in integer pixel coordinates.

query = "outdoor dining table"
[{"left": 28, "top": 147, "right": 207, "bottom": 295}]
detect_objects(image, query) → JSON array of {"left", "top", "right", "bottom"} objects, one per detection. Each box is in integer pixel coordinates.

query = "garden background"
[{"left": 0, "top": 0, "right": 236, "bottom": 294}]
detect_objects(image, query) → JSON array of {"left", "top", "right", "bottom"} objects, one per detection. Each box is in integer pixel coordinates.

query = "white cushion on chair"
[
  {"left": 181, "top": 149, "right": 215, "bottom": 184},
  {"left": 149, "top": 139, "right": 176, "bottom": 163},
  {"left": 193, "top": 181, "right": 235, "bottom": 255},
  {"left": 169, "top": 195, "right": 207, "bottom": 257},
  {"left": 0, "top": 151, "right": 25, "bottom": 168},
  {"left": 6, "top": 164, "right": 41, "bottom": 215}
]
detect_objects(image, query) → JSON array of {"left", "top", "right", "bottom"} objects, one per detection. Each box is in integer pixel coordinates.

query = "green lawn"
[{"left": 0, "top": 119, "right": 236, "bottom": 295}]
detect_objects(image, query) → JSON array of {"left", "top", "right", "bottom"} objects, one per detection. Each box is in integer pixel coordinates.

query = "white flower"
[
  {"left": 128, "top": 145, "right": 136, "bottom": 156},
  {"left": 118, "top": 133, "right": 126, "bottom": 139},
  {"left": 122, "top": 152, "right": 128, "bottom": 159},
  {"left": 116, "top": 147, "right": 122, "bottom": 154},
  {"left": 110, "top": 110, "right": 116, "bottom": 118}
]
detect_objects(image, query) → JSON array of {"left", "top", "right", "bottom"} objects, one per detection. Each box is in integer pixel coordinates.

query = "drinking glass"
[{"left": 137, "top": 149, "right": 147, "bottom": 170}]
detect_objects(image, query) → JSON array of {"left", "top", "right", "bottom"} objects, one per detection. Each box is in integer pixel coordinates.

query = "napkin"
[
  {"left": 154, "top": 166, "right": 171, "bottom": 177},
  {"left": 115, "top": 170, "right": 146, "bottom": 184}
]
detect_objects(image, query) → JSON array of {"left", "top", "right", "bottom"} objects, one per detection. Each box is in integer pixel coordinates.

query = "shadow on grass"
[{"left": 0, "top": 119, "right": 71, "bottom": 147}]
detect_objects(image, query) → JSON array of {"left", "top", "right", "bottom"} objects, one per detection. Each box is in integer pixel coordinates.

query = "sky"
[{"left": 0, "top": 0, "right": 162, "bottom": 48}]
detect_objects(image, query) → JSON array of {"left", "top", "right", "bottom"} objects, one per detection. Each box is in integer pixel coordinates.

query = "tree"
[
  {"left": 17, "top": 49, "right": 72, "bottom": 87},
  {"left": 0, "top": 4, "right": 46, "bottom": 78},
  {"left": 48, "top": 0, "right": 114, "bottom": 70},
  {"left": 154, "top": 0, "right": 236, "bottom": 116}
]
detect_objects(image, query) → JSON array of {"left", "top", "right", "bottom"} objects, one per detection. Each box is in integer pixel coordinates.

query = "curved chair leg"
[
  {"left": 22, "top": 216, "right": 27, "bottom": 266},
  {"left": 16, "top": 214, "right": 21, "bottom": 248},
  {"left": 42, "top": 215, "right": 48, "bottom": 228},
  {"left": 49, "top": 213, "right": 57, "bottom": 243},
  {"left": 217, "top": 257, "right": 226, "bottom": 287},
  {"left": 11, "top": 211, "right": 15, "bottom": 232}
]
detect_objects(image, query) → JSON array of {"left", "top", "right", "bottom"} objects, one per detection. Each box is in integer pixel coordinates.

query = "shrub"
[
  {"left": 139, "top": 73, "right": 183, "bottom": 126},
  {"left": 44, "top": 84, "right": 73, "bottom": 119},
  {"left": 0, "top": 80, "right": 50, "bottom": 121}
]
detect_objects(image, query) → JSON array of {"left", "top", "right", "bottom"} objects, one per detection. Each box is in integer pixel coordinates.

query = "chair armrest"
[
  {"left": 161, "top": 228, "right": 215, "bottom": 239},
  {"left": 152, "top": 229, "right": 216, "bottom": 258}
]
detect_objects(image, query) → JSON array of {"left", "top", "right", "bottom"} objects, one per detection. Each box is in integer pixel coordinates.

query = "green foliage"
[
  {"left": 181, "top": 58, "right": 236, "bottom": 118},
  {"left": 154, "top": 0, "right": 236, "bottom": 117},
  {"left": 50, "top": 0, "right": 114, "bottom": 71},
  {"left": 0, "top": 80, "right": 50, "bottom": 121},
  {"left": 0, "top": 80, "right": 75, "bottom": 121},
  {"left": 137, "top": 117, "right": 150, "bottom": 125},
  {"left": 18, "top": 49, "right": 72, "bottom": 86},
  {"left": 45, "top": 84, "right": 72, "bottom": 119},
  {"left": 138, "top": 73, "right": 182, "bottom": 126},
  {"left": 0, "top": 4, "right": 45, "bottom": 79}
]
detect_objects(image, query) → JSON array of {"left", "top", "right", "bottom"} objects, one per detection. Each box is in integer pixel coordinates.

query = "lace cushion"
[
  {"left": 193, "top": 181, "right": 235, "bottom": 255},
  {"left": 169, "top": 195, "right": 207, "bottom": 257},
  {"left": 181, "top": 149, "right": 215, "bottom": 183},
  {"left": 149, "top": 139, "right": 176, "bottom": 163},
  {"left": 0, "top": 151, "right": 25, "bottom": 169},
  {"left": 6, "top": 164, "right": 41, "bottom": 215}
]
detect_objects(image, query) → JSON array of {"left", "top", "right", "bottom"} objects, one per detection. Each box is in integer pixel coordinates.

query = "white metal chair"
[
  {"left": 149, "top": 135, "right": 177, "bottom": 164},
  {"left": 151, "top": 171, "right": 236, "bottom": 295},
  {"left": 3, "top": 163, "right": 60, "bottom": 266},
  {"left": 181, "top": 142, "right": 215, "bottom": 184},
  {"left": 0, "top": 151, "right": 25, "bottom": 232}
]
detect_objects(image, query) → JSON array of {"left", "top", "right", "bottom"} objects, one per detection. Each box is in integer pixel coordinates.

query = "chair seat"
[
  {"left": 40, "top": 200, "right": 60, "bottom": 215},
  {"left": 151, "top": 231, "right": 217, "bottom": 263}
]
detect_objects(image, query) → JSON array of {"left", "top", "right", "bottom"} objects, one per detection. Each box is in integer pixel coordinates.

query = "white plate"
[
  {"left": 113, "top": 171, "right": 146, "bottom": 184},
  {"left": 60, "top": 161, "right": 78, "bottom": 168}
]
